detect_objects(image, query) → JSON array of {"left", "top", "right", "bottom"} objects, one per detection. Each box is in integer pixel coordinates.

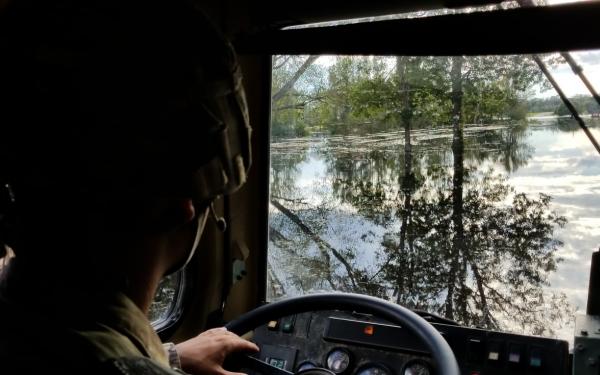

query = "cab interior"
[{"left": 4, "top": 1, "right": 600, "bottom": 375}]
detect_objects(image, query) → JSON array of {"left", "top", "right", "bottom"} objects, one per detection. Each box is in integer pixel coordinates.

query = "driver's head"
[{"left": 0, "top": 0, "right": 251, "bottom": 280}]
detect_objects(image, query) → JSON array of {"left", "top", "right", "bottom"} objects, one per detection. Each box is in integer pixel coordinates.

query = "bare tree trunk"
[
  {"left": 267, "top": 260, "right": 287, "bottom": 297},
  {"left": 395, "top": 56, "right": 417, "bottom": 305},
  {"left": 445, "top": 56, "right": 465, "bottom": 320},
  {"left": 272, "top": 55, "right": 319, "bottom": 103},
  {"left": 474, "top": 88, "right": 482, "bottom": 124},
  {"left": 471, "top": 262, "right": 493, "bottom": 328}
]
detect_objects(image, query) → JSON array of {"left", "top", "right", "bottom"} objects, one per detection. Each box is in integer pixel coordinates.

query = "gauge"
[
  {"left": 356, "top": 364, "right": 391, "bottom": 375},
  {"left": 297, "top": 369, "right": 337, "bottom": 375},
  {"left": 403, "top": 360, "right": 431, "bottom": 375},
  {"left": 297, "top": 361, "right": 318, "bottom": 372},
  {"left": 326, "top": 348, "right": 352, "bottom": 374}
]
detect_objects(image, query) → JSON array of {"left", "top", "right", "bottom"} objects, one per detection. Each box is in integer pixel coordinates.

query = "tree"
[
  {"left": 271, "top": 55, "right": 324, "bottom": 137},
  {"left": 528, "top": 96, "right": 562, "bottom": 114},
  {"left": 555, "top": 94, "right": 600, "bottom": 116},
  {"left": 270, "top": 55, "right": 546, "bottom": 139}
]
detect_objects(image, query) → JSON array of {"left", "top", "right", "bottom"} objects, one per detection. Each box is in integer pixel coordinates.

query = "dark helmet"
[{"left": 0, "top": 0, "right": 251, "bottom": 249}]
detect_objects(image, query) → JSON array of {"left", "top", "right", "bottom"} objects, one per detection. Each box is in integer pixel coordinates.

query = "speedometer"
[
  {"left": 403, "top": 360, "right": 431, "bottom": 375},
  {"left": 326, "top": 348, "right": 352, "bottom": 374},
  {"left": 356, "top": 364, "right": 391, "bottom": 375}
]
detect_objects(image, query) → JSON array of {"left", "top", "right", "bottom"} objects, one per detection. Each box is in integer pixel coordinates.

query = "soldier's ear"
[{"left": 150, "top": 198, "right": 196, "bottom": 233}]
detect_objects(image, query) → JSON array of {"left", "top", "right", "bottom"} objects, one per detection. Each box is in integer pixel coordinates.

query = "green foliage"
[
  {"left": 528, "top": 96, "right": 562, "bottom": 114},
  {"left": 271, "top": 55, "right": 546, "bottom": 139},
  {"left": 554, "top": 94, "right": 600, "bottom": 116},
  {"left": 508, "top": 99, "right": 529, "bottom": 121},
  {"left": 460, "top": 56, "right": 544, "bottom": 123},
  {"left": 271, "top": 55, "right": 326, "bottom": 138}
]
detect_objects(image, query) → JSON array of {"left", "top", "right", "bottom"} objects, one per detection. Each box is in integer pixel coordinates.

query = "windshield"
[{"left": 266, "top": 52, "right": 600, "bottom": 345}]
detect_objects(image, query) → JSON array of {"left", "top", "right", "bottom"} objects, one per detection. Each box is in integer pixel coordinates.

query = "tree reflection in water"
[{"left": 269, "top": 120, "right": 573, "bottom": 337}]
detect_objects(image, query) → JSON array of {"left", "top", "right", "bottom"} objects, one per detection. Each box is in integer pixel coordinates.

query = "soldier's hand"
[{"left": 175, "top": 327, "right": 259, "bottom": 375}]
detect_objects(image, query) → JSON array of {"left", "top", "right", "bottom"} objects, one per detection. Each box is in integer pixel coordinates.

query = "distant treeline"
[{"left": 527, "top": 95, "right": 600, "bottom": 115}]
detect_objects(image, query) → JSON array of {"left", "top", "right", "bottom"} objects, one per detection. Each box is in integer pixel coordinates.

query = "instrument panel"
[{"left": 249, "top": 311, "right": 569, "bottom": 375}]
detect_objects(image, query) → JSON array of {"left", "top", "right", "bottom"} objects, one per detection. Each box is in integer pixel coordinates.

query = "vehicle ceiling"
[
  {"left": 243, "top": 0, "right": 505, "bottom": 28},
  {"left": 231, "top": 1, "right": 600, "bottom": 56}
]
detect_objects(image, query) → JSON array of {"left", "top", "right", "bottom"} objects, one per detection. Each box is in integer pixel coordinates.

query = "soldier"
[{"left": 0, "top": 0, "right": 257, "bottom": 374}]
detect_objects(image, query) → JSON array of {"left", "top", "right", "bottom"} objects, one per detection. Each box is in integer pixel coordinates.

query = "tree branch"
[
  {"left": 274, "top": 104, "right": 307, "bottom": 111},
  {"left": 272, "top": 55, "right": 319, "bottom": 103},
  {"left": 273, "top": 96, "right": 327, "bottom": 112},
  {"left": 267, "top": 260, "right": 286, "bottom": 297},
  {"left": 270, "top": 198, "right": 360, "bottom": 290},
  {"left": 270, "top": 195, "right": 308, "bottom": 205},
  {"left": 273, "top": 55, "right": 293, "bottom": 70},
  {"left": 471, "top": 261, "right": 494, "bottom": 328}
]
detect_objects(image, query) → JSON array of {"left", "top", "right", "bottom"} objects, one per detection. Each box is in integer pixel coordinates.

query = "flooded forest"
[{"left": 267, "top": 54, "right": 600, "bottom": 342}]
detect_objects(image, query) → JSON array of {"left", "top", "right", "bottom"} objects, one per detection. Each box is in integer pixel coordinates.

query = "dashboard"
[{"left": 249, "top": 311, "right": 569, "bottom": 375}]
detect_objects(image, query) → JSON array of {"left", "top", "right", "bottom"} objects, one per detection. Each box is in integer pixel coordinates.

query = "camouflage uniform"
[{"left": 0, "top": 259, "right": 185, "bottom": 375}]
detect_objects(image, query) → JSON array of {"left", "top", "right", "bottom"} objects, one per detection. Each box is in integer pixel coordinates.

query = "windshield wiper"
[
  {"left": 532, "top": 55, "right": 600, "bottom": 155},
  {"left": 561, "top": 52, "right": 600, "bottom": 109},
  {"left": 517, "top": 0, "right": 600, "bottom": 155}
]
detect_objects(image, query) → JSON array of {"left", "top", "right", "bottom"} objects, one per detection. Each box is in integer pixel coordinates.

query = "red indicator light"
[{"left": 364, "top": 325, "right": 374, "bottom": 335}]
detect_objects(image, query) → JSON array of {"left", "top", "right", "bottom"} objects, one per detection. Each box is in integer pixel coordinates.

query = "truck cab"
[{"left": 3, "top": 1, "right": 600, "bottom": 375}]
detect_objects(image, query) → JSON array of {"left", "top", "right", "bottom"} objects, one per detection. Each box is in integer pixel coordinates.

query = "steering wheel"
[{"left": 225, "top": 293, "right": 460, "bottom": 375}]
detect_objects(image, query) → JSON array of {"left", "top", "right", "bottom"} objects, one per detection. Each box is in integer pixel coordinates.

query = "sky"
[{"left": 536, "top": 50, "right": 600, "bottom": 98}]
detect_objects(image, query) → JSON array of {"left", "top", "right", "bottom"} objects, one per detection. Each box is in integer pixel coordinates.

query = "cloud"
[
  {"left": 574, "top": 51, "right": 600, "bottom": 66},
  {"left": 537, "top": 49, "right": 600, "bottom": 98}
]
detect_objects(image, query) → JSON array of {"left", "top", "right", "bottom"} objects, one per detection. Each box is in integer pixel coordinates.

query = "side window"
[{"left": 149, "top": 270, "right": 186, "bottom": 328}]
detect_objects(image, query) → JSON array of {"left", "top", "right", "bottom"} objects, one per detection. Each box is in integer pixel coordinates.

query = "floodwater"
[{"left": 268, "top": 117, "right": 600, "bottom": 345}]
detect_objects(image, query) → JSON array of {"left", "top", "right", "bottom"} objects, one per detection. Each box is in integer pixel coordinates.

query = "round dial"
[
  {"left": 297, "top": 361, "right": 318, "bottom": 372},
  {"left": 403, "top": 361, "right": 431, "bottom": 375},
  {"left": 326, "top": 349, "right": 351, "bottom": 374},
  {"left": 356, "top": 365, "right": 391, "bottom": 375},
  {"left": 297, "top": 369, "right": 337, "bottom": 375}
]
